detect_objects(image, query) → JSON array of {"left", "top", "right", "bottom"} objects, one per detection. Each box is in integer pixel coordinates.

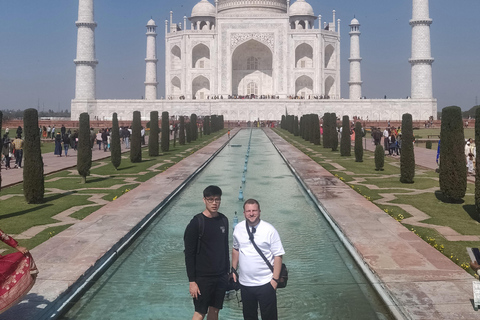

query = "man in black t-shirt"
[{"left": 184, "top": 185, "right": 229, "bottom": 320}]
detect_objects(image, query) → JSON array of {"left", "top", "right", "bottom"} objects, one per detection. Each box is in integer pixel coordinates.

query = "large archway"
[
  {"left": 171, "top": 46, "right": 181, "bottom": 70},
  {"left": 295, "top": 75, "right": 313, "bottom": 98},
  {"left": 295, "top": 43, "right": 313, "bottom": 68},
  {"left": 171, "top": 76, "right": 181, "bottom": 98},
  {"left": 192, "top": 75, "right": 210, "bottom": 99},
  {"left": 192, "top": 44, "right": 210, "bottom": 69},
  {"left": 231, "top": 39, "right": 273, "bottom": 96}
]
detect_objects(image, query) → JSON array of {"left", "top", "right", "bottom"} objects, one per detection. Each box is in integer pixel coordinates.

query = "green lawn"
[
  {"left": 274, "top": 128, "right": 480, "bottom": 276},
  {"left": 0, "top": 129, "right": 227, "bottom": 254}
]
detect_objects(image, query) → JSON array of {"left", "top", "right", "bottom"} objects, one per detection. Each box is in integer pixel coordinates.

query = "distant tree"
[
  {"left": 111, "top": 113, "right": 121, "bottom": 170},
  {"left": 77, "top": 113, "right": 92, "bottom": 184},
  {"left": 313, "top": 114, "right": 320, "bottom": 145},
  {"left": 179, "top": 116, "right": 186, "bottom": 145},
  {"left": 476, "top": 108, "right": 480, "bottom": 216},
  {"left": 149, "top": 111, "right": 159, "bottom": 156},
  {"left": 191, "top": 114, "right": 198, "bottom": 140},
  {"left": 340, "top": 115, "right": 351, "bottom": 156},
  {"left": 293, "top": 116, "right": 299, "bottom": 136},
  {"left": 130, "top": 111, "right": 142, "bottom": 163},
  {"left": 400, "top": 113, "right": 415, "bottom": 183},
  {"left": 331, "top": 113, "right": 338, "bottom": 151},
  {"left": 354, "top": 122, "right": 363, "bottom": 162},
  {"left": 281, "top": 115, "right": 286, "bottom": 130},
  {"left": 204, "top": 116, "right": 211, "bottom": 135},
  {"left": 426, "top": 141, "right": 432, "bottom": 149},
  {"left": 186, "top": 122, "right": 192, "bottom": 143},
  {"left": 375, "top": 145, "right": 385, "bottom": 171},
  {"left": 161, "top": 111, "right": 169, "bottom": 152},
  {"left": 323, "top": 113, "right": 330, "bottom": 148},
  {"left": 439, "top": 106, "right": 466, "bottom": 202},
  {"left": 23, "top": 109, "right": 44, "bottom": 203}
]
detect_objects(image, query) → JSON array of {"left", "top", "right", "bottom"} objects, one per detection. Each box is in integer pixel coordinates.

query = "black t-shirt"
[{"left": 184, "top": 213, "right": 229, "bottom": 281}]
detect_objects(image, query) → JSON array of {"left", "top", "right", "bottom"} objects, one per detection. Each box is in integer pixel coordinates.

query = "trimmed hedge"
[
  {"left": 77, "top": 113, "right": 92, "bottom": 183},
  {"left": 23, "top": 108, "right": 44, "bottom": 203},
  {"left": 439, "top": 106, "right": 466, "bottom": 201},
  {"left": 400, "top": 113, "right": 415, "bottom": 183},
  {"left": 354, "top": 122, "right": 363, "bottom": 162},
  {"left": 161, "top": 111, "right": 169, "bottom": 152},
  {"left": 149, "top": 111, "right": 159, "bottom": 156},
  {"left": 476, "top": 108, "right": 480, "bottom": 216},
  {"left": 130, "top": 111, "right": 142, "bottom": 163},
  {"left": 331, "top": 113, "right": 338, "bottom": 151},
  {"left": 179, "top": 116, "right": 185, "bottom": 145},
  {"left": 340, "top": 115, "right": 351, "bottom": 156},
  {"left": 375, "top": 145, "right": 385, "bottom": 171},
  {"left": 111, "top": 113, "right": 121, "bottom": 169}
]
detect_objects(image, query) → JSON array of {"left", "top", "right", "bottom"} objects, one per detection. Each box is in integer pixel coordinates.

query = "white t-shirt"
[{"left": 233, "top": 220, "right": 285, "bottom": 287}]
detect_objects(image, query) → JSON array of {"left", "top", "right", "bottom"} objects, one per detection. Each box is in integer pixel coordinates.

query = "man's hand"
[
  {"left": 471, "top": 261, "right": 480, "bottom": 272},
  {"left": 189, "top": 281, "right": 201, "bottom": 299},
  {"left": 230, "top": 272, "right": 237, "bottom": 283},
  {"left": 270, "top": 279, "right": 278, "bottom": 290}
]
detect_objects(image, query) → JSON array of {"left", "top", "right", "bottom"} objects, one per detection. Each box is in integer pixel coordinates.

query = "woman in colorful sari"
[{"left": 0, "top": 229, "right": 38, "bottom": 314}]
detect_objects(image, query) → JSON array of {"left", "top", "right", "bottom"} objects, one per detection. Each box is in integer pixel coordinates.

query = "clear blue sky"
[{"left": 0, "top": 0, "right": 478, "bottom": 113}]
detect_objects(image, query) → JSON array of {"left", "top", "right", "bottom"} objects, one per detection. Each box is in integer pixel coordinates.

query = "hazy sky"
[{"left": 0, "top": 0, "right": 478, "bottom": 112}]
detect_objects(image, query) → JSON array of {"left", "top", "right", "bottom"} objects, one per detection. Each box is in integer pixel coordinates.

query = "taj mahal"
[{"left": 71, "top": 0, "right": 437, "bottom": 121}]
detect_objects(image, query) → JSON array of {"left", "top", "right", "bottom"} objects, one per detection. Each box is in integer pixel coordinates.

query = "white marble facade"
[{"left": 71, "top": 0, "right": 437, "bottom": 121}]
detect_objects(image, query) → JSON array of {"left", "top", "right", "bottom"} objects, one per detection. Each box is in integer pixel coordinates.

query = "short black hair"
[
  {"left": 243, "top": 198, "right": 260, "bottom": 210},
  {"left": 203, "top": 185, "right": 222, "bottom": 198}
]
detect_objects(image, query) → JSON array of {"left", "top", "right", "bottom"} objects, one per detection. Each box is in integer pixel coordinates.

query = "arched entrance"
[{"left": 231, "top": 39, "right": 273, "bottom": 96}]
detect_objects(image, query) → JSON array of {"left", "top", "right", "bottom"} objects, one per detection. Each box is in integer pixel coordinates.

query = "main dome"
[{"left": 217, "top": 0, "right": 287, "bottom": 14}]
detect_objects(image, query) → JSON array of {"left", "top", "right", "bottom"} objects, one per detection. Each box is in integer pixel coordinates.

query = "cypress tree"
[
  {"left": 375, "top": 145, "right": 385, "bottom": 171},
  {"left": 293, "top": 116, "right": 299, "bottom": 136},
  {"left": 179, "top": 116, "right": 186, "bottom": 145},
  {"left": 354, "top": 121, "right": 363, "bottom": 162},
  {"left": 23, "top": 109, "right": 44, "bottom": 203},
  {"left": 340, "top": 115, "right": 351, "bottom": 156},
  {"left": 130, "top": 111, "right": 142, "bottom": 163},
  {"left": 204, "top": 116, "right": 211, "bottom": 135},
  {"left": 476, "top": 108, "right": 480, "bottom": 216},
  {"left": 77, "top": 113, "right": 92, "bottom": 184},
  {"left": 313, "top": 114, "right": 320, "bottom": 145},
  {"left": 191, "top": 114, "right": 198, "bottom": 140},
  {"left": 440, "top": 106, "right": 466, "bottom": 201},
  {"left": 400, "top": 113, "right": 415, "bottom": 183},
  {"left": 149, "top": 111, "right": 159, "bottom": 156},
  {"left": 186, "top": 122, "right": 192, "bottom": 143},
  {"left": 111, "top": 113, "right": 121, "bottom": 170},
  {"left": 323, "top": 113, "right": 330, "bottom": 148},
  {"left": 331, "top": 113, "right": 338, "bottom": 151},
  {"left": 161, "top": 111, "right": 170, "bottom": 152}
]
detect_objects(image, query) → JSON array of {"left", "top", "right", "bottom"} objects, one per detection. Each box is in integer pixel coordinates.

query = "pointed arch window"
[
  {"left": 247, "top": 56, "right": 259, "bottom": 70},
  {"left": 247, "top": 82, "right": 258, "bottom": 96}
]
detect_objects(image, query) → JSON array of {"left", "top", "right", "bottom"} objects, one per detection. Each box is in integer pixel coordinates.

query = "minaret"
[
  {"left": 348, "top": 18, "right": 362, "bottom": 99},
  {"left": 145, "top": 19, "right": 158, "bottom": 100},
  {"left": 74, "top": 0, "right": 98, "bottom": 100},
  {"left": 410, "top": 0, "right": 434, "bottom": 99}
]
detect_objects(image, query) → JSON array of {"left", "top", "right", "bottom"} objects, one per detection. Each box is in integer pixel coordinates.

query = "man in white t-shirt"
[{"left": 232, "top": 199, "right": 285, "bottom": 320}]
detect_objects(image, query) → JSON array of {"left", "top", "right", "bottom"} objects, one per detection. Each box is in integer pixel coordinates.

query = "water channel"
[{"left": 61, "top": 128, "right": 393, "bottom": 319}]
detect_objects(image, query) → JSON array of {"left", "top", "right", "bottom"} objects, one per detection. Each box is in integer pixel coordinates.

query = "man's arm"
[
  {"left": 184, "top": 218, "right": 201, "bottom": 299},
  {"left": 231, "top": 248, "right": 239, "bottom": 282},
  {"left": 270, "top": 255, "right": 282, "bottom": 290}
]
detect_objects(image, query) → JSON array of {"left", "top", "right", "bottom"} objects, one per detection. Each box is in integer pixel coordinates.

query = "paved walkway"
[{"left": 1, "top": 129, "right": 477, "bottom": 319}]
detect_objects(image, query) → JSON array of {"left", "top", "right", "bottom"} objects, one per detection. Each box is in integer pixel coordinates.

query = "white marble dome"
[
  {"left": 217, "top": 0, "right": 287, "bottom": 14},
  {"left": 191, "top": 0, "right": 216, "bottom": 17},
  {"left": 350, "top": 17, "right": 360, "bottom": 26},
  {"left": 289, "top": 0, "right": 314, "bottom": 16},
  {"left": 147, "top": 19, "right": 156, "bottom": 26}
]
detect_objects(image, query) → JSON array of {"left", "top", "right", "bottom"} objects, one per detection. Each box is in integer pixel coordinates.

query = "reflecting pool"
[{"left": 61, "top": 128, "right": 393, "bottom": 319}]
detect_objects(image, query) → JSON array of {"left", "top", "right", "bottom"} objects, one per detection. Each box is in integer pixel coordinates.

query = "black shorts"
[{"left": 193, "top": 274, "right": 228, "bottom": 314}]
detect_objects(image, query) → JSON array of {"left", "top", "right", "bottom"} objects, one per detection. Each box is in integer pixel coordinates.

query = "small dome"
[
  {"left": 350, "top": 18, "right": 360, "bottom": 26},
  {"left": 289, "top": 0, "right": 314, "bottom": 16},
  {"left": 147, "top": 19, "right": 156, "bottom": 26},
  {"left": 191, "top": 0, "right": 216, "bottom": 17}
]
